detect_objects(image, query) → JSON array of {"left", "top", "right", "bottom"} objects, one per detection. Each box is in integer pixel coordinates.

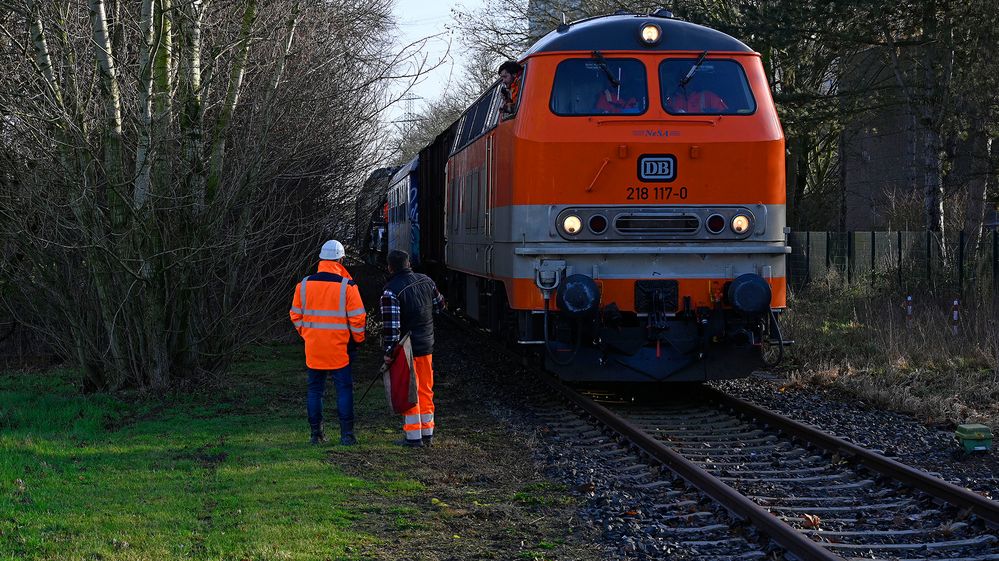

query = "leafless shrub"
[
  {"left": 0, "top": 0, "right": 418, "bottom": 390},
  {"left": 788, "top": 275, "right": 999, "bottom": 428}
]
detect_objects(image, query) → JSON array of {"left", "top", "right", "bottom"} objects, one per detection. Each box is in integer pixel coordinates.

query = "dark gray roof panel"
[
  {"left": 523, "top": 14, "right": 753, "bottom": 56},
  {"left": 388, "top": 157, "right": 418, "bottom": 186}
]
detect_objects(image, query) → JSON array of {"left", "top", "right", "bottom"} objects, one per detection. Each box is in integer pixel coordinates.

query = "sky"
[{"left": 386, "top": 0, "right": 485, "bottom": 124}]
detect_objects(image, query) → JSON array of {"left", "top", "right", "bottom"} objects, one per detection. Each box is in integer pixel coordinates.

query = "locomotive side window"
[
  {"left": 451, "top": 115, "right": 467, "bottom": 153},
  {"left": 469, "top": 93, "right": 492, "bottom": 137},
  {"left": 390, "top": 181, "right": 406, "bottom": 223},
  {"left": 388, "top": 178, "right": 409, "bottom": 223},
  {"left": 451, "top": 86, "right": 504, "bottom": 154},
  {"left": 549, "top": 58, "right": 647, "bottom": 116},
  {"left": 482, "top": 87, "right": 502, "bottom": 130},
  {"left": 455, "top": 106, "right": 479, "bottom": 149},
  {"left": 660, "top": 59, "right": 756, "bottom": 115}
]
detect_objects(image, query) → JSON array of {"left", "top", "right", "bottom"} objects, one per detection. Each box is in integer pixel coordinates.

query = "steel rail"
[
  {"left": 538, "top": 376, "right": 845, "bottom": 561},
  {"left": 707, "top": 387, "right": 999, "bottom": 529}
]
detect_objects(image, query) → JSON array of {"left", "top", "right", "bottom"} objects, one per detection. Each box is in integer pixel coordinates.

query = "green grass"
[
  {"left": 511, "top": 482, "right": 572, "bottom": 508},
  {"left": 0, "top": 344, "right": 428, "bottom": 561},
  {"left": 783, "top": 279, "right": 999, "bottom": 429}
]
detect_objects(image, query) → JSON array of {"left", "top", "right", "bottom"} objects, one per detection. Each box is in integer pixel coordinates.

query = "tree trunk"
[
  {"left": 27, "top": 1, "right": 64, "bottom": 112},
  {"left": 152, "top": 0, "right": 174, "bottom": 195},
  {"left": 919, "top": 0, "right": 952, "bottom": 254},
  {"left": 134, "top": 0, "right": 155, "bottom": 209},
  {"left": 89, "top": 0, "right": 124, "bottom": 152},
  {"left": 89, "top": 0, "right": 127, "bottom": 226},
  {"left": 176, "top": 0, "right": 206, "bottom": 371},
  {"left": 179, "top": 0, "right": 207, "bottom": 211},
  {"left": 786, "top": 134, "right": 799, "bottom": 208},
  {"left": 153, "top": 0, "right": 174, "bottom": 118},
  {"left": 242, "top": 1, "right": 300, "bottom": 190},
  {"left": 964, "top": 114, "right": 992, "bottom": 253},
  {"left": 794, "top": 134, "right": 809, "bottom": 225},
  {"left": 922, "top": 124, "right": 945, "bottom": 235},
  {"left": 785, "top": 133, "right": 809, "bottom": 229},
  {"left": 206, "top": 0, "right": 257, "bottom": 201},
  {"left": 884, "top": 30, "right": 922, "bottom": 218}
]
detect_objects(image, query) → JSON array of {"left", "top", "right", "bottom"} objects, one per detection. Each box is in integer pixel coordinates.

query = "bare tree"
[{"left": 0, "top": 0, "right": 420, "bottom": 390}]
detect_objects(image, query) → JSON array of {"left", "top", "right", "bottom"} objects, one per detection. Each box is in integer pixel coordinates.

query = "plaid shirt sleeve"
[
  {"left": 380, "top": 289, "right": 401, "bottom": 356},
  {"left": 431, "top": 282, "right": 445, "bottom": 315}
]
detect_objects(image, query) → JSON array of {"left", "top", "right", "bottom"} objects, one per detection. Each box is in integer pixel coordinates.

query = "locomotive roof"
[
  {"left": 523, "top": 13, "right": 753, "bottom": 56},
  {"left": 388, "top": 156, "right": 418, "bottom": 186}
]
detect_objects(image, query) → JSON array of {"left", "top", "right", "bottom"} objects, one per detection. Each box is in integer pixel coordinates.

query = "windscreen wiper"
[
  {"left": 679, "top": 51, "right": 708, "bottom": 87},
  {"left": 591, "top": 50, "right": 621, "bottom": 87}
]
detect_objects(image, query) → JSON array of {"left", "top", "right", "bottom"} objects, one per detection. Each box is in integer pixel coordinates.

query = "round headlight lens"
[
  {"left": 731, "top": 215, "right": 751, "bottom": 234},
  {"left": 588, "top": 214, "right": 608, "bottom": 234},
  {"left": 640, "top": 24, "right": 661, "bottom": 45},
  {"left": 563, "top": 215, "right": 582, "bottom": 235},
  {"left": 706, "top": 214, "right": 725, "bottom": 234}
]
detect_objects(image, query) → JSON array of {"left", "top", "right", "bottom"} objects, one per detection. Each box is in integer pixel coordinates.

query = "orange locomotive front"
[{"left": 429, "top": 11, "right": 789, "bottom": 382}]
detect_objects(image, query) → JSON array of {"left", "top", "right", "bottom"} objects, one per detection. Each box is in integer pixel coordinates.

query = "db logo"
[{"left": 638, "top": 155, "right": 677, "bottom": 182}]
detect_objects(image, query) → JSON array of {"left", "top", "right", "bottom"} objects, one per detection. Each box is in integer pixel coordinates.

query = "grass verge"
[
  {"left": 783, "top": 275, "right": 999, "bottom": 430},
  {"left": 0, "top": 342, "right": 600, "bottom": 561}
]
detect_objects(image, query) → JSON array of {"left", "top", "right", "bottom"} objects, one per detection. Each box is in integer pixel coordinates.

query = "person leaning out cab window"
[{"left": 498, "top": 60, "right": 523, "bottom": 116}]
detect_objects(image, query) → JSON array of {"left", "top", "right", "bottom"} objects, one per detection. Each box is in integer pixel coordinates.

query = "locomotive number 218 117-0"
[{"left": 626, "top": 186, "right": 689, "bottom": 200}]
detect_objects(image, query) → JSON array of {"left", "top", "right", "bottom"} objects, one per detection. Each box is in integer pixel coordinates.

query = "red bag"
[{"left": 383, "top": 334, "right": 418, "bottom": 414}]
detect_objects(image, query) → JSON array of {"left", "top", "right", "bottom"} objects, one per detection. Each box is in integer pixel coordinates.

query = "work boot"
[
  {"left": 396, "top": 438, "right": 424, "bottom": 448},
  {"left": 421, "top": 435, "right": 434, "bottom": 448},
  {"left": 310, "top": 425, "right": 326, "bottom": 445},
  {"left": 339, "top": 421, "right": 356, "bottom": 446}
]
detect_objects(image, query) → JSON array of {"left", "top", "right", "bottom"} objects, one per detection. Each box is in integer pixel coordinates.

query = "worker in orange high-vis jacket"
[
  {"left": 290, "top": 240, "right": 367, "bottom": 446},
  {"left": 381, "top": 249, "right": 445, "bottom": 448}
]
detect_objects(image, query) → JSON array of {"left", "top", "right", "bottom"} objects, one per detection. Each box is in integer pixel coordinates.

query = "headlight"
[
  {"left": 562, "top": 215, "right": 582, "bottom": 235},
  {"left": 706, "top": 214, "right": 725, "bottom": 234},
  {"left": 640, "top": 24, "right": 662, "bottom": 45},
  {"left": 731, "top": 215, "right": 751, "bottom": 234},
  {"left": 588, "top": 214, "right": 608, "bottom": 234}
]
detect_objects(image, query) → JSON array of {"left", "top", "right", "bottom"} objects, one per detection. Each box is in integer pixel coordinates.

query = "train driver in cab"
[
  {"left": 665, "top": 83, "right": 728, "bottom": 113},
  {"left": 594, "top": 86, "right": 642, "bottom": 114},
  {"left": 664, "top": 67, "right": 729, "bottom": 114},
  {"left": 498, "top": 60, "right": 523, "bottom": 115}
]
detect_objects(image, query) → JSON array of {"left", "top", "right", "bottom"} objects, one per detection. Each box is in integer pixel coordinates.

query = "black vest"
[{"left": 385, "top": 269, "right": 436, "bottom": 356}]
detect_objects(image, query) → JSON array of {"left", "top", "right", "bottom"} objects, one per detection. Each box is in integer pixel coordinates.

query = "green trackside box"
[{"left": 955, "top": 424, "right": 993, "bottom": 453}]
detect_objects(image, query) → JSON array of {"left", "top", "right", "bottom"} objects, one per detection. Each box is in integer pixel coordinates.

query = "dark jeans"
[{"left": 307, "top": 360, "right": 354, "bottom": 433}]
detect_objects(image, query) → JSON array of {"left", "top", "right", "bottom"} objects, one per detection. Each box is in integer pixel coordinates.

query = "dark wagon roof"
[
  {"left": 388, "top": 156, "right": 418, "bottom": 186},
  {"left": 523, "top": 13, "right": 753, "bottom": 56}
]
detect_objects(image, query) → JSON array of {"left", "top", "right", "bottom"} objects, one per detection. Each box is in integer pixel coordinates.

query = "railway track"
[
  {"left": 529, "top": 403, "right": 778, "bottom": 560},
  {"left": 544, "top": 380, "right": 999, "bottom": 561},
  {"left": 437, "top": 311, "right": 999, "bottom": 560}
]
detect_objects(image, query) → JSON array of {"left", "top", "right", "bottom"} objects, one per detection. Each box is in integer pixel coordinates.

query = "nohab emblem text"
[{"left": 638, "top": 154, "right": 677, "bottom": 182}]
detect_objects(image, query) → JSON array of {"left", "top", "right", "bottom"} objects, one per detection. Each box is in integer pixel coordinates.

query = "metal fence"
[{"left": 787, "top": 230, "right": 999, "bottom": 296}]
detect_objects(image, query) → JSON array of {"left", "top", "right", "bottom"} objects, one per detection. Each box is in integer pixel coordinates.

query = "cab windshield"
[
  {"left": 550, "top": 57, "right": 648, "bottom": 116},
  {"left": 660, "top": 59, "right": 755, "bottom": 115}
]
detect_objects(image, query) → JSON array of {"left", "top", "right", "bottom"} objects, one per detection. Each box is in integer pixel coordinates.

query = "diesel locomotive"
[{"left": 372, "top": 10, "right": 791, "bottom": 382}]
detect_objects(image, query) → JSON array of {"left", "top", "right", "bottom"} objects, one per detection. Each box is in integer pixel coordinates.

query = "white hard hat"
[{"left": 319, "top": 240, "right": 345, "bottom": 260}]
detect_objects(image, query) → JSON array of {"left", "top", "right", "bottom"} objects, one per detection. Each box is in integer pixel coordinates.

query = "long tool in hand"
[{"left": 357, "top": 360, "right": 388, "bottom": 405}]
